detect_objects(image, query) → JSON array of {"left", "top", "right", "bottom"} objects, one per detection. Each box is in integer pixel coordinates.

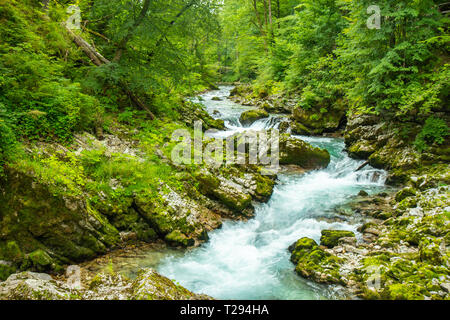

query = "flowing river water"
[{"left": 111, "top": 86, "right": 388, "bottom": 299}]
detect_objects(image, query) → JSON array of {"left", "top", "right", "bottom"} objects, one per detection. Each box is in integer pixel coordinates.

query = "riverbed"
[{"left": 106, "top": 86, "right": 388, "bottom": 300}]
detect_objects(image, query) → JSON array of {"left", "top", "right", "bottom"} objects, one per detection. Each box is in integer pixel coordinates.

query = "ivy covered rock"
[
  {"left": 320, "top": 230, "right": 356, "bottom": 248},
  {"left": 239, "top": 109, "right": 269, "bottom": 126}
]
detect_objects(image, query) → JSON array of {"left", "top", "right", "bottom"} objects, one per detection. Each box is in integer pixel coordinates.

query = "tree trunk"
[
  {"left": 112, "top": 0, "right": 152, "bottom": 63},
  {"left": 65, "top": 26, "right": 110, "bottom": 66},
  {"left": 65, "top": 26, "right": 155, "bottom": 119},
  {"left": 252, "top": 0, "right": 268, "bottom": 51}
]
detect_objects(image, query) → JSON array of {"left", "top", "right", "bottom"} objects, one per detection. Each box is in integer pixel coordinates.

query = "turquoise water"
[{"left": 152, "top": 87, "right": 387, "bottom": 300}]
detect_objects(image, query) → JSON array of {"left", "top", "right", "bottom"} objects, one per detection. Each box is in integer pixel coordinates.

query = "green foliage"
[
  {"left": 0, "top": 0, "right": 100, "bottom": 143},
  {"left": 414, "top": 116, "right": 449, "bottom": 152},
  {"left": 0, "top": 105, "right": 17, "bottom": 172},
  {"left": 219, "top": 0, "right": 449, "bottom": 148}
]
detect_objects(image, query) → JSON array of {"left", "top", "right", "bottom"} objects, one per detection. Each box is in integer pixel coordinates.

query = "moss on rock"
[
  {"left": 320, "top": 230, "right": 356, "bottom": 248},
  {"left": 165, "top": 230, "right": 195, "bottom": 247},
  {"left": 290, "top": 237, "right": 344, "bottom": 285},
  {"left": 239, "top": 109, "right": 269, "bottom": 126},
  {"left": 279, "top": 134, "right": 330, "bottom": 169}
]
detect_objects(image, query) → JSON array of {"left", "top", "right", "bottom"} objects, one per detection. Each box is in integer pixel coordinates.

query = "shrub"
[{"left": 414, "top": 116, "right": 449, "bottom": 152}]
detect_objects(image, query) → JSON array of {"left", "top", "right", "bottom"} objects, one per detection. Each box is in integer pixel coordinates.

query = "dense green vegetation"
[
  {"left": 0, "top": 0, "right": 222, "bottom": 171},
  {"left": 218, "top": 0, "right": 449, "bottom": 149},
  {"left": 1, "top": 0, "right": 448, "bottom": 171}
]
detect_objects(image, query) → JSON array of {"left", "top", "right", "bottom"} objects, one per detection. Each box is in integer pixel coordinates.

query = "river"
[{"left": 114, "top": 86, "right": 387, "bottom": 300}]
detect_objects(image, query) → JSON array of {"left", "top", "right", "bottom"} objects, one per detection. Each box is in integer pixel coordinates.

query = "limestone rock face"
[
  {"left": 0, "top": 168, "right": 120, "bottom": 280},
  {"left": 0, "top": 269, "right": 211, "bottom": 300},
  {"left": 342, "top": 113, "right": 448, "bottom": 185},
  {"left": 130, "top": 269, "right": 211, "bottom": 300},
  {"left": 0, "top": 272, "right": 78, "bottom": 300}
]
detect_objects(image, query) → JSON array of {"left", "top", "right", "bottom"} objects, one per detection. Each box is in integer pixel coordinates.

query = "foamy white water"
[{"left": 156, "top": 86, "right": 386, "bottom": 299}]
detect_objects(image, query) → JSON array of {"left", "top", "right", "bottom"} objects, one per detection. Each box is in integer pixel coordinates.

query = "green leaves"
[{"left": 414, "top": 116, "right": 449, "bottom": 152}]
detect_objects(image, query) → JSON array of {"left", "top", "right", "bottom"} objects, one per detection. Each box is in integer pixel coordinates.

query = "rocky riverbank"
[
  {"left": 0, "top": 95, "right": 334, "bottom": 299},
  {"left": 230, "top": 83, "right": 449, "bottom": 300},
  {"left": 0, "top": 269, "right": 211, "bottom": 300}
]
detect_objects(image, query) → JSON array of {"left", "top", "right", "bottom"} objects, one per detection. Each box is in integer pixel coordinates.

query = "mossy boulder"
[
  {"left": 292, "top": 107, "right": 345, "bottom": 135},
  {"left": 290, "top": 237, "right": 344, "bottom": 285},
  {"left": 395, "top": 187, "right": 417, "bottom": 202},
  {"left": 290, "top": 122, "right": 313, "bottom": 135},
  {"left": 165, "top": 230, "right": 195, "bottom": 247},
  {"left": 320, "top": 230, "right": 356, "bottom": 248},
  {"left": 419, "top": 237, "right": 444, "bottom": 265},
  {"left": 0, "top": 263, "right": 16, "bottom": 281},
  {"left": 239, "top": 109, "right": 269, "bottom": 126},
  {"left": 26, "top": 249, "right": 55, "bottom": 272},
  {"left": 279, "top": 135, "right": 330, "bottom": 169},
  {"left": 194, "top": 171, "right": 253, "bottom": 213},
  {"left": 0, "top": 168, "right": 120, "bottom": 270},
  {"left": 0, "top": 269, "right": 210, "bottom": 300},
  {"left": 130, "top": 269, "right": 212, "bottom": 300},
  {"left": 348, "top": 141, "right": 377, "bottom": 159},
  {"left": 0, "top": 241, "right": 24, "bottom": 263}
]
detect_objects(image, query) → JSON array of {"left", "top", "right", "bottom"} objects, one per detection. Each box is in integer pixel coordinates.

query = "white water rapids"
[
  {"left": 152, "top": 86, "right": 387, "bottom": 299},
  {"left": 110, "top": 86, "right": 387, "bottom": 300}
]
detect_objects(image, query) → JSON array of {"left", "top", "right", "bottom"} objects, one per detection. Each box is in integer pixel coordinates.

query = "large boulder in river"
[
  {"left": 289, "top": 238, "right": 344, "bottom": 285},
  {"left": 279, "top": 134, "right": 330, "bottom": 169},
  {"left": 239, "top": 109, "right": 269, "bottom": 126}
]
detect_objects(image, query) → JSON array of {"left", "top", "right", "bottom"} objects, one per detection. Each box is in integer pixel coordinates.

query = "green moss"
[
  {"left": 0, "top": 241, "right": 24, "bottom": 263},
  {"left": 348, "top": 141, "right": 377, "bottom": 159},
  {"left": 239, "top": 109, "right": 269, "bottom": 126},
  {"left": 279, "top": 134, "right": 330, "bottom": 169},
  {"left": 320, "top": 230, "right": 355, "bottom": 248},
  {"left": 290, "top": 237, "right": 344, "bottom": 285},
  {"left": 387, "top": 283, "right": 426, "bottom": 300},
  {"left": 395, "top": 187, "right": 417, "bottom": 202},
  {"left": 419, "top": 237, "right": 444, "bottom": 265},
  {"left": 254, "top": 175, "right": 275, "bottom": 202},
  {"left": 164, "top": 230, "right": 195, "bottom": 247},
  {"left": 0, "top": 263, "right": 16, "bottom": 281},
  {"left": 27, "top": 249, "right": 53, "bottom": 272}
]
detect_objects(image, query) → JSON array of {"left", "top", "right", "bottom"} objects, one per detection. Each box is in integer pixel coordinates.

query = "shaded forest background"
[{"left": 0, "top": 0, "right": 448, "bottom": 170}]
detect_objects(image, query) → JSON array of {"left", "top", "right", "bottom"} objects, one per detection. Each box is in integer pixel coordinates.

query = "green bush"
[
  {"left": 414, "top": 116, "right": 449, "bottom": 152},
  {"left": 0, "top": 105, "right": 17, "bottom": 172}
]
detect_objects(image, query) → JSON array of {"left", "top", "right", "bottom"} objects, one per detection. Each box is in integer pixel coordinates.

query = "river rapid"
[{"left": 113, "top": 86, "right": 388, "bottom": 300}]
